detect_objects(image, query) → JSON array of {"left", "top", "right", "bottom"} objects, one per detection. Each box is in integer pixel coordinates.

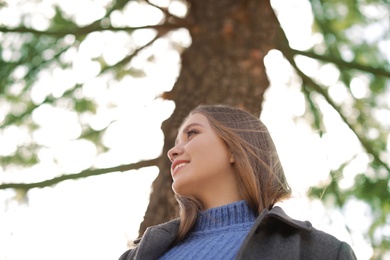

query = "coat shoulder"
[
  {"left": 237, "top": 206, "right": 356, "bottom": 260},
  {"left": 117, "top": 218, "right": 180, "bottom": 260},
  {"left": 268, "top": 207, "right": 356, "bottom": 259},
  {"left": 118, "top": 248, "right": 136, "bottom": 260}
]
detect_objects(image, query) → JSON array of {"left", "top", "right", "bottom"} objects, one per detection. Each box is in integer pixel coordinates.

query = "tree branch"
[
  {"left": 99, "top": 27, "right": 166, "bottom": 75},
  {"left": 282, "top": 48, "right": 390, "bottom": 173},
  {"left": 289, "top": 48, "right": 390, "bottom": 78},
  {"left": 144, "top": 0, "right": 189, "bottom": 26},
  {"left": 0, "top": 158, "right": 160, "bottom": 190},
  {"left": 0, "top": 24, "right": 183, "bottom": 37}
]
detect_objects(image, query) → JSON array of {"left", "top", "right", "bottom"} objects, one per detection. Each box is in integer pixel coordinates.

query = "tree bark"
[{"left": 139, "top": 0, "right": 284, "bottom": 236}]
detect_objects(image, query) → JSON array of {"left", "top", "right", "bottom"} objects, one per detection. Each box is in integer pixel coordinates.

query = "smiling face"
[{"left": 167, "top": 113, "right": 242, "bottom": 209}]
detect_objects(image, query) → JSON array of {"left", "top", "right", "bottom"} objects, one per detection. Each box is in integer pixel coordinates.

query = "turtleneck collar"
[{"left": 193, "top": 200, "right": 257, "bottom": 232}]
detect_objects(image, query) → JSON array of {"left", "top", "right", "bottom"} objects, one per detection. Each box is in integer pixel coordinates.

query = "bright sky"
[{"left": 1, "top": 0, "right": 389, "bottom": 259}]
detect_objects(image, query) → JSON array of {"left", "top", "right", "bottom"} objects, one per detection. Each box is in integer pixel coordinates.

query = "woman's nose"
[{"left": 167, "top": 144, "right": 183, "bottom": 162}]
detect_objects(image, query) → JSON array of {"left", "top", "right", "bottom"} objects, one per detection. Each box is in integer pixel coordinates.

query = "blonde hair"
[{"left": 175, "top": 104, "right": 291, "bottom": 242}]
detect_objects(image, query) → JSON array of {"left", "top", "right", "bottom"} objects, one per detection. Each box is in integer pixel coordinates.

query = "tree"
[{"left": 0, "top": 0, "right": 389, "bottom": 258}]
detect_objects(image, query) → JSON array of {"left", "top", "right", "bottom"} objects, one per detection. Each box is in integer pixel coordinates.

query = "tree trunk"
[{"left": 139, "top": 0, "right": 283, "bottom": 236}]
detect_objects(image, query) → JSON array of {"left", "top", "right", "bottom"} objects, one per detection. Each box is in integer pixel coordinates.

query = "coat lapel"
[
  {"left": 236, "top": 206, "right": 312, "bottom": 259},
  {"left": 135, "top": 219, "right": 180, "bottom": 260}
]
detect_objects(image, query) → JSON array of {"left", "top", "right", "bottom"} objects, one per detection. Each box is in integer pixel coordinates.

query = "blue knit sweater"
[{"left": 159, "top": 200, "right": 257, "bottom": 260}]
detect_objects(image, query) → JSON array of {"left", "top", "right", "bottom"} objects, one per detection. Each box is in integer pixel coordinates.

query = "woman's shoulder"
[
  {"left": 118, "top": 248, "right": 136, "bottom": 260},
  {"left": 245, "top": 206, "right": 356, "bottom": 259},
  {"left": 264, "top": 206, "right": 348, "bottom": 243},
  {"left": 266, "top": 207, "right": 349, "bottom": 241},
  {"left": 118, "top": 218, "right": 180, "bottom": 260}
]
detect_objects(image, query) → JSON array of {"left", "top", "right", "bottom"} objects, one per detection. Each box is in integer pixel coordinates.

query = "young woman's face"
[{"left": 167, "top": 113, "right": 241, "bottom": 208}]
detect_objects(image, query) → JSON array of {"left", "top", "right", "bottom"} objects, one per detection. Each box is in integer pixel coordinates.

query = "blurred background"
[{"left": 0, "top": 0, "right": 389, "bottom": 259}]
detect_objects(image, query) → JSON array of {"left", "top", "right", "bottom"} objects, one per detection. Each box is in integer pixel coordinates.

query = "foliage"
[
  {"left": 0, "top": 0, "right": 389, "bottom": 258},
  {"left": 302, "top": 0, "right": 390, "bottom": 257}
]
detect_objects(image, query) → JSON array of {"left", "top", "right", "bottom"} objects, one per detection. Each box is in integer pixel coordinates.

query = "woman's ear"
[{"left": 229, "top": 152, "right": 235, "bottom": 164}]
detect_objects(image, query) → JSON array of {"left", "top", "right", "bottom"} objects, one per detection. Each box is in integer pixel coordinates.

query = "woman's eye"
[{"left": 186, "top": 129, "right": 198, "bottom": 138}]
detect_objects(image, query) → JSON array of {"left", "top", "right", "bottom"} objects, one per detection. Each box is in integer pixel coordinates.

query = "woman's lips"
[{"left": 171, "top": 160, "right": 189, "bottom": 176}]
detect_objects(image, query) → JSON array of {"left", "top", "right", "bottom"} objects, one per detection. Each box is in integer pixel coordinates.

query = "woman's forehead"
[{"left": 179, "top": 113, "right": 207, "bottom": 129}]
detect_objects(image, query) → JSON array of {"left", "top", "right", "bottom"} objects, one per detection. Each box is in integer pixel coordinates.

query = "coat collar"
[
  {"left": 261, "top": 206, "right": 312, "bottom": 231},
  {"left": 134, "top": 218, "right": 180, "bottom": 259},
  {"left": 133, "top": 206, "right": 312, "bottom": 259},
  {"left": 236, "top": 206, "right": 312, "bottom": 259}
]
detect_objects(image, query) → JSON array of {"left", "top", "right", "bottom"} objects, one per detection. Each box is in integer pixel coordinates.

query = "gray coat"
[{"left": 119, "top": 206, "right": 357, "bottom": 260}]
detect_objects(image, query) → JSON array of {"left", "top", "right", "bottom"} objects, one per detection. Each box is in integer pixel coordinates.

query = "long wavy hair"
[{"left": 174, "top": 104, "right": 291, "bottom": 242}]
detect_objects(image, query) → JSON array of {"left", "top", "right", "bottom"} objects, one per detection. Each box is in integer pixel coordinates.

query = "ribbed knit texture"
[{"left": 159, "top": 200, "right": 257, "bottom": 260}]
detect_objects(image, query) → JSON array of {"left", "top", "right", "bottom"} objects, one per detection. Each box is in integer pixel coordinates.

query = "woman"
[{"left": 119, "top": 104, "right": 356, "bottom": 260}]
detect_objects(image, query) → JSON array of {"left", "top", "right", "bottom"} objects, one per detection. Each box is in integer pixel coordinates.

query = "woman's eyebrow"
[{"left": 175, "top": 123, "right": 205, "bottom": 145}]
